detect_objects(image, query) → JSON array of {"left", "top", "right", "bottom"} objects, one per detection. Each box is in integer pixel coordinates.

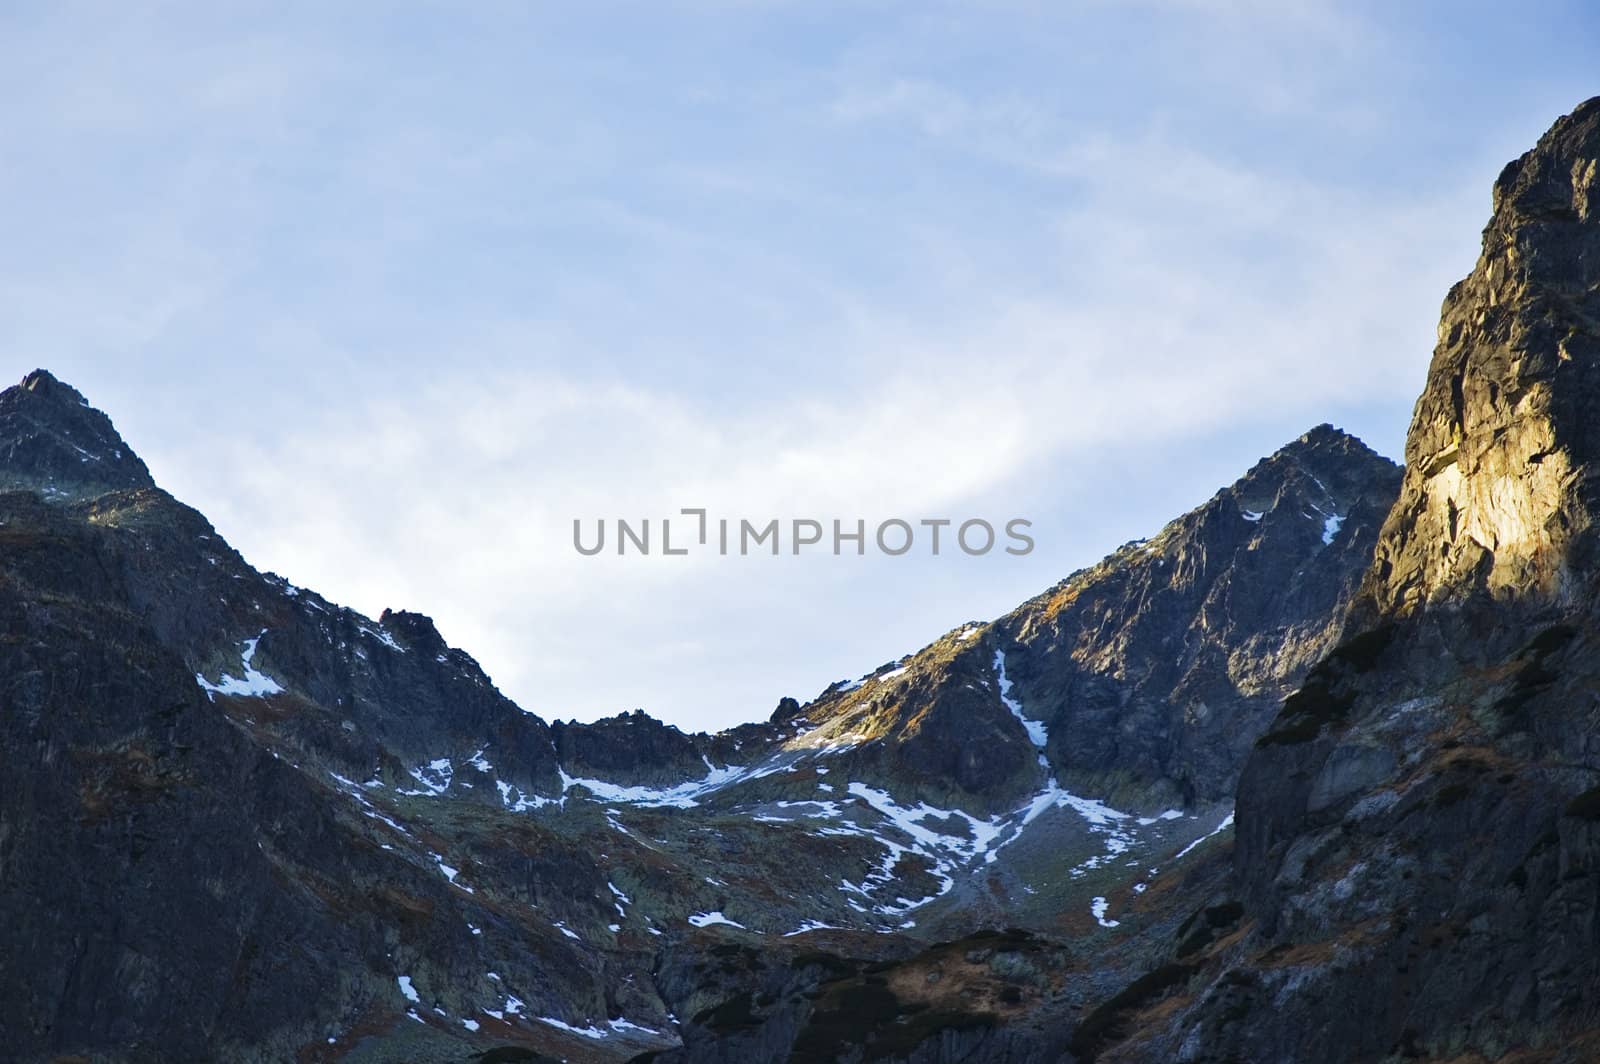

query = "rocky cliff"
[{"left": 1080, "top": 97, "right": 1600, "bottom": 1064}]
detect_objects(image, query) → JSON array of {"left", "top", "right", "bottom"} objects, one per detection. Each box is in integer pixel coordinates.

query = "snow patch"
[
  {"left": 195, "top": 632, "right": 283, "bottom": 699},
  {"left": 539, "top": 1016, "right": 609, "bottom": 1039},
  {"left": 558, "top": 755, "right": 762, "bottom": 809},
  {"left": 433, "top": 855, "right": 471, "bottom": 892},
  {"left": 1172, "top": 810, "right": 1235, "bottom": 861},
  {"left": 688, "top": 911, "right": 746, "bottom": 929},
  {"left": 784, "top": 920, "right": 843, "bottom": 936},
  {"left": 1091, "top": 896, "right": 1120, "bottom": 928},
  {"left": 362, "top": 624, "right": 405, "bottom": 652},
  {"left": 401, "top": 758, "right": 454, "bottom": 797},
  {"left": 495, "top": 779, "right": 557, "bottom": 811},
  {"left": 328, "top": 772, "right": 413, "bottom": 838}
]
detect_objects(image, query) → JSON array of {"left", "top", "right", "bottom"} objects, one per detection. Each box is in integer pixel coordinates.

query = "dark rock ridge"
[
  {"left": 550, "top": 710, "right": 708, "bottom": 786},
  {"left": 503, "top": 424, "right": 1398, "bottom": 822},
  {"left": 1080, "top": 97, "right": 1600, "bottom": 1063},
  {"left": 997, "top": 423, "right": 1401, "bottom": 807}
]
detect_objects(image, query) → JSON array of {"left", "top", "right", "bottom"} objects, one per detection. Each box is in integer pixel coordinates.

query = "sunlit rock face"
[{"left": 1360, "top": 97, "right": 1600, "bottom": 628}]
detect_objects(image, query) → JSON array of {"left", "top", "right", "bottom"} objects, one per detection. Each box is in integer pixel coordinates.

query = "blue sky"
[{"left": 3, "top": 1, "right": 1594, "bottom": 730}]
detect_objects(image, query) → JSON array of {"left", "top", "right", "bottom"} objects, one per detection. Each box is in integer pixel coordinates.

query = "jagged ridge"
[{"left": 0, "top": 362, "right": 1401, "bottom": 1063}]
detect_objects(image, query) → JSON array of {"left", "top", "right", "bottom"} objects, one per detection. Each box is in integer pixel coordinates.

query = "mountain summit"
[
  {"left": 0, "top": 368, "right": 155, "bottom": 498},
  {"left": 780, "top": 422, "right": 1400, "bottom": 828}
]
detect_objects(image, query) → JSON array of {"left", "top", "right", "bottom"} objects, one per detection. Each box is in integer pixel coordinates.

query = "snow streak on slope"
[
  {"left": 195, "top": 631, "right": 283, "bottom": 699},
  {"left": 995, "top": 650, "right": 1050, "bottom": 752},
  {"left": 557, "top": 756, "right": 758, "bottom": 808},
  {"left": 1172, "top": 810, "right": 1235, "bottom": 860},
  {"left": 986, "top": 650, "right": 1204, "bottom": 889}
]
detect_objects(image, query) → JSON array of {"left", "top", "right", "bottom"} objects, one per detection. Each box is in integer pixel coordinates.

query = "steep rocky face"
[
  {"left": 0, "top": 365, "right": 1401, "bottom": 1062},
  {"left": 550, "top": 711, "right": 708, "bottom": 786},
  {"left": 778, "top": 426, "right": 1398, "bottom": 819},
  {"left": 1084, "top": 98, "right": 1600, "bottom": 1064},
  {"left": 997, "top": 425, "right": 1401, "bottom": 807},
  {"left": 1358, "top": 97, "right": 1600, "bottom": 628}
]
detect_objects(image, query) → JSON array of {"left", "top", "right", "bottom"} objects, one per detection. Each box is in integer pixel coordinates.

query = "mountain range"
[{"left": 5, "top": 96, "right": 1600, "bottom": 1064}]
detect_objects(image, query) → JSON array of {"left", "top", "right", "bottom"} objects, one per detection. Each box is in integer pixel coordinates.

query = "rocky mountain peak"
[
  {"left": 1283, "top": 423, "right": 1390, "bottom": 470},
  {"left": 21, "top": 367, "right": 73, "bottom": 396},
  {"left": 799, "top": 425, "right": 1407, "bottom": 812},
  {"left": 21, "top": 101, "right": 1600, "bottom": 1064},
  {"left": 1491, "top": 95, "right": 1600, "bottom": 222},
  {"left": 1357, "top": 98, "right": 1600, "bottom": 630},
  {"left": 377, "top": 607, "right": 449, "bottom": 656},
  {"left": 1281, "top": 421, "right": 1366, "bottom": 454},
  {"left": 0, "top": 369, "right": 155, "bottom": 499},
  {"left": 1227, "top": 424, "right": 1394, "bottom": 519},
  {"left": 0, "top": 374, "right": 1412, "bottom": 1060}
]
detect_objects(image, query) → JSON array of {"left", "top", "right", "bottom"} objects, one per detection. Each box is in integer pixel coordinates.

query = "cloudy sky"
[{"left": 3, "top": 1, "right": 1593, "bottom": 730}]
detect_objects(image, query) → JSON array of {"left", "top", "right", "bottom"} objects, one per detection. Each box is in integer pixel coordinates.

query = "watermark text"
[{"left": 573, "top": 510, "right": 1034, "bottom": 557}]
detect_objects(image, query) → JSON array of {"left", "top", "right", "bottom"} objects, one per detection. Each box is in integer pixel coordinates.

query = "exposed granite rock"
[
  {"left": 770, "top": 696, "right": 803, "bottom": 723},
  {"left": 646, "top": 929, "right": 1076, "bottom": 1064},
  {"left": 1356, "top": 96, "right": 1600, "bottom": 631}
]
